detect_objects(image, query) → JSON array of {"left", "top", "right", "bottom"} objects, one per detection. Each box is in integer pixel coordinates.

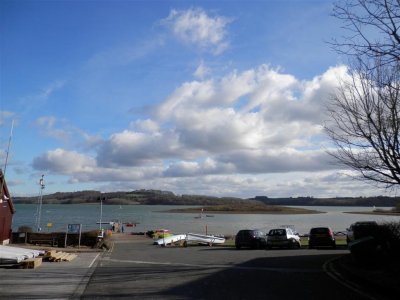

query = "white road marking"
[
  {"left": 323, "top": 256, "right": 378, "bottom": 300},
  {"left": 88, "top": 253, "right": 101, "bottom": 268}
]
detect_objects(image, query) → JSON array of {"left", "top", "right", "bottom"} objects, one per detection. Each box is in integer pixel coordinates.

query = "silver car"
[{"left": 266, "top": 228, "right": 301, "bottom": 249}]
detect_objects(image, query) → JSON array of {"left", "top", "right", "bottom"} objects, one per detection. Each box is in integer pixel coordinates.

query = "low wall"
[{"left": 11, "top": 231, "right": 99, "bottom": 247}]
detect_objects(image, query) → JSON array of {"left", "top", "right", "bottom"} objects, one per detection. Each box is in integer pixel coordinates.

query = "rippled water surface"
[{"left": 12, "top": 204, "right": 400, "bottom": 235}]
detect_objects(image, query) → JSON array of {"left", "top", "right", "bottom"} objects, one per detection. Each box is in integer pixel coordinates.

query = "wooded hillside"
[{"left": 12, "top": 189, "right": 400, "bottom": 207}]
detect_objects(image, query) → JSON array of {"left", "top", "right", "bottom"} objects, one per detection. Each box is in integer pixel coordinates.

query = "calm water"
[{"left": 12, "top": 204, "right": 400, "bottom": 236}]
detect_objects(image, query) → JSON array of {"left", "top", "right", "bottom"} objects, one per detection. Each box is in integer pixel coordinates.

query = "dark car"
[
  {"left": 308, "top": 227, "right": 336, "bottom": 249},
  {"left": 235, "top": 229, "right": 267, "bottom": 249},
  {"left": 346, "top": 221, "right": 379, "bottom": 243}
]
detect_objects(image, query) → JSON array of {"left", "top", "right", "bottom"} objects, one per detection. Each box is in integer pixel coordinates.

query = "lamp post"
[
  {"left": 99, "top": 196, "right": 103, "bottom": 232},
  {"left": 35, "top": 175, "right": 45, "bottom": 232}
]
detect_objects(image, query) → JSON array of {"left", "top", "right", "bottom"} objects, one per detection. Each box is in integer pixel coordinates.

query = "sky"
[{"left": 1, "top": 0, "right": 396, "bottom": 198}]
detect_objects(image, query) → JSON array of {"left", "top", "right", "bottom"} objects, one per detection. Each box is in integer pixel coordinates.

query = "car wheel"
[
  {"left": 254, "top": 241, "right": 261, "bottom": 249},
  {"left": 289, "top": 239, "right": 297, "bottom": 249},
  {"left": 236, "top": 244, "right": 241, "bottom": 250}
]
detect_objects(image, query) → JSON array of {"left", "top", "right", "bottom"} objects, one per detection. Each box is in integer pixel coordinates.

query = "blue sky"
[{"left": 0, "top": 0, "right": 394, "bottom": 198}]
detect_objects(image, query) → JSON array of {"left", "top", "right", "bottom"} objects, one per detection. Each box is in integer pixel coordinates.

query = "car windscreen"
[{"left": 268, "top": 229, "right": 285, "bottom": 236}]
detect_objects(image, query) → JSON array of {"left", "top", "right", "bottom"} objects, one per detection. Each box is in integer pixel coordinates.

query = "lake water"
[{"left": 11, "top": 204, "right": 400, "bottom": 236}]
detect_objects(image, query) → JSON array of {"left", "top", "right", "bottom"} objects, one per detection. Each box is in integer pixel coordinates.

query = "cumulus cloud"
[
  {"left": 130, "top": 119, "right": 160, "bottom": 133},
  {"left": 32, "top": 148, "right": 96, "bottom": 174},
  {"left": 96, "top": 129, "right": 184, "bottom": 167},
  {"left": 163, "top": 7, "right": 231, "bottom": 55},
  {"left": 31, "top": 64, "right": 358, "bottom": 197}
]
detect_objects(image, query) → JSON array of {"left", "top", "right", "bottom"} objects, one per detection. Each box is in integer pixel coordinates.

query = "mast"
[{"left": 1, "top": 120, "right": 14, "bottom": 200}]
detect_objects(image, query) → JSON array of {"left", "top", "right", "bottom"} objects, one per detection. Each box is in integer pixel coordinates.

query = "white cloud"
[
  {"left": 131, "top": 119, "right": 160, "bottom": 133},
  {"left": 39, "top": 80, "right": 65, "bottom": 100},
  {"left": 163, "top": 7, "right": 231, "bottom": 55},
  {"left": 19, "top": 80, "right": 66, "bottom": 116},
  {"left": 96, "top": 129, "right": 182, "bottom": 167},
  {"left": 36, "top": 116, "right": 71, "bottom": 142},
  {"left": 31, "top": 64, "right": 375, "bottom": 197},
  {"left": 193, "top": 60, "right": 211, "bottom": 79},
  {"left": 35, "top": 116, "right": 103, "bottom": 150},
  {"left": 32, "top": 148, "right": 96, "bottom": 174}
]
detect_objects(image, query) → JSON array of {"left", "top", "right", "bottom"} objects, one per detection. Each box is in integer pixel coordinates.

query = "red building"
[{"left": 0, "top": 169, "right": 15, "bottom": 245}]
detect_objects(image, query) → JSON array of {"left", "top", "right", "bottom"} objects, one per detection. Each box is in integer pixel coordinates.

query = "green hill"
[{"left": 12, "top": 189, "right": 400, "bottom": 208}]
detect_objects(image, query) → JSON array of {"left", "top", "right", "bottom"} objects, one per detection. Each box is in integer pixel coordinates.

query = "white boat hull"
[
  {"left": 154, "top": 234, "right": 187, "bottom": 245},
  {"left": 154, "top": 233, "right": 225, "bottom": 246},
  {"left": 187, "top": 233, "right": 225, "bottom": 245}
]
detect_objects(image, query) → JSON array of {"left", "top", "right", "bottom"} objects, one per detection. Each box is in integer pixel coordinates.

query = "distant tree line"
[
  {"left": 11, "top": 189, "right": 400, "bottom": 207},
  {"left": 12, "top": 190, "right": 246, "bottom": 206},
  {"left": 253, "top": 195, "right": 400, "bottom": 207}
]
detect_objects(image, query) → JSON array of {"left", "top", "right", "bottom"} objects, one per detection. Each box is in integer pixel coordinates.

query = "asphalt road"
[
  {"left": 0, "top": 251, "right": 101, "bottom": 299},
  {"left": 0, "top": 237, "right": 375, "bottom": 300},
  {"left": 80, "top": 238, "right": 371, "bottom": 300}
]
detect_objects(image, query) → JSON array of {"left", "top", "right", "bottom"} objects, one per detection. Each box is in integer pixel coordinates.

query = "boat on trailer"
[
  {"left": 153, "top": 234, "right": 187, "bottom": 245},
  {"left": 187, "top": 233, "right": 225, "bottom": 245},
  {"left": 155, "top": 233, "right": 225, "bottom": 246}
]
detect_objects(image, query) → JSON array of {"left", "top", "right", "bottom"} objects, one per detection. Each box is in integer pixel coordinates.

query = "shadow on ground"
[{"left": 82, "top": 251, "right": 370, "bottom": 300}]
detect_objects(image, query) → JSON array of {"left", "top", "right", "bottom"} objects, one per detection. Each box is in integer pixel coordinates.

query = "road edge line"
[{"left": 323, "top": 256, "right": 377, "bottom": 300}]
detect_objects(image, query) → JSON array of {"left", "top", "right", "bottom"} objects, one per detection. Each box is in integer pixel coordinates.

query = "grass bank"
[{"left": 344, "top": 211, "right": 400, "bottom": 216}]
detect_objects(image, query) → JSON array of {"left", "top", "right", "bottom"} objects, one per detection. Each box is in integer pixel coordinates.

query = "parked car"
[
  {"left": 266, "top": 228, "right": 301, "bottom": 249},
  {"left": 235, "top": 229, "right": 267, "bottom": 249},
  {"left": 346, "top": 221, "right": 379, "bottom": 243},
  {"left": 308, "top": 227, "right": 336, "bottom": 249}
]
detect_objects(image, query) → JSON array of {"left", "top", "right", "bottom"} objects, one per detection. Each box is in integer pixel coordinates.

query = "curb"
[
  {"left": 324, "top": 254, "right": 399, "bottom": 300},
  {"left": 323, "top": 256, "right": 377, "bottom": 300}
]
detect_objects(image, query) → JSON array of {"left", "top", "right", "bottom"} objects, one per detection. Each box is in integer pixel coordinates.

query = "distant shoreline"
[
  {"left": 344, "top": 211, "right": 400, "bottom": 216},
  {"left": 165, "top": 205, "right": 324, "bottom": 215}
]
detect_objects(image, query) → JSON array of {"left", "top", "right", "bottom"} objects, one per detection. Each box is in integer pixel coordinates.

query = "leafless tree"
[
  {"left": 326, "top": 61, "right": 400, "bottom": 187},
  {"left": 332, "top": 0, "right": 400, "bottom": 67},
  {"left": 327, "top": 0, "right": 400, "bottom": 188}
]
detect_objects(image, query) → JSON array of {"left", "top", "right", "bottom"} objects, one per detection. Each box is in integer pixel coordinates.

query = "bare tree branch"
[
  {"left": 331, "top": 0, "right": 400, "bottom": 67},
  {"left": 326, "top": 61, "right": 400, "bottom": 187}
]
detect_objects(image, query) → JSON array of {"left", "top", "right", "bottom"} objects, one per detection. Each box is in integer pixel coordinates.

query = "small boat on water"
[
  {"left": 96, "top": 221, "right": 113, "bottom": 224},
  {"left": 194, "top": 209, "right": 204, "bottom": 219}
]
